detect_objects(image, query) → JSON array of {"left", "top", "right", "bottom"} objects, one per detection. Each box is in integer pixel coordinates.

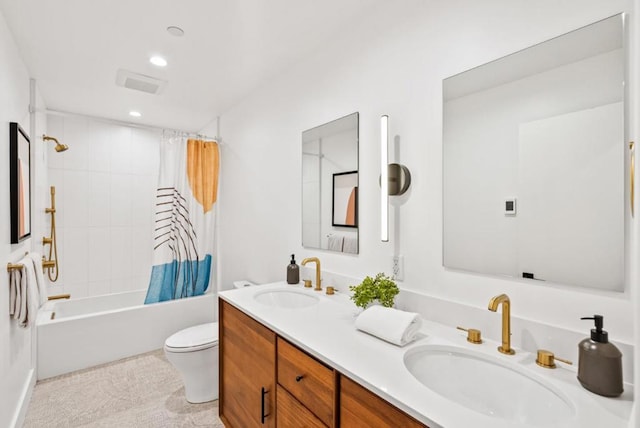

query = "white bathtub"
[{"left": 36, "top": 289, "right": 216, "bottom": 379}]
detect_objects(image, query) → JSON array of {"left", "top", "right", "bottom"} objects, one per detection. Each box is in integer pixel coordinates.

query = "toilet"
[{"left": 164, "top": 322, "right": 219, "bottom": 403}]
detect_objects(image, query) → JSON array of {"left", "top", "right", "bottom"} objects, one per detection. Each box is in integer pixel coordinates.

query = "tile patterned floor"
[{"left": 23, "top": 350, "right": 224, "bottom": 427}]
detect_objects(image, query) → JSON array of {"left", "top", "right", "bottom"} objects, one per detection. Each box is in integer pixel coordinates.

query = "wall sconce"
[{"left": 380, "top": 115, "right": 411, "bottom": 242}]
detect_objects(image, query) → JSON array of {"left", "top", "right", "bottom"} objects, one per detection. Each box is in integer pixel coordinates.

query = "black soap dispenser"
[
  {"left": 577, "top": 315, "right": 623, "bottom": 397},
  {"left": 286, "top": 254, "right": 299, "bottom": 284}
]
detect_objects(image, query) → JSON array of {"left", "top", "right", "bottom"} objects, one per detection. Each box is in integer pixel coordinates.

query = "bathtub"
[{"left": 36, "top": 289, "right": 216, "bottom": 380}]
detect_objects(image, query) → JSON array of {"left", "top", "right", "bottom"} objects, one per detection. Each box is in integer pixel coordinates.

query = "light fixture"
[
  {"left": 167, "top": 26, "right": 185, "bottom": 37},
  {"left": 150, "top": 56, "right": 167, "bottom": 67},
  {"left": 129, "top": 111, "right": 142, "bottom": 118},
  {"left": 381, "top": 115, "right": 389, "bottom": 242},
  {"left": 380, "top": 115, "right": 411, "bottom": 242}
]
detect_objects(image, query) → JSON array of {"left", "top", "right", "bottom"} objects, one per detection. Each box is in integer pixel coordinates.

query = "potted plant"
[{"left": 349, "top": 273, "right": 399, "bottom": 309}]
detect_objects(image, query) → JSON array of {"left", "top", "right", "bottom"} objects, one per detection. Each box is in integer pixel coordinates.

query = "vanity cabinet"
[
  {"left": 220, "top": 299, "right": 427, "bottom": 428},
  {"left": 220, "top": 300, "right": 276, "bottom": 428},
  {"left": 339, "top": 376, "right": 427, "bottom": 428}
]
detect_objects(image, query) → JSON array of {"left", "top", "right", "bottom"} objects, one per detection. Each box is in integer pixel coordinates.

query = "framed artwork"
[
  {"left": 10, "top": 122, "right": 31, "bottom": 243},
  {"left": 332, "top": 171, "right": 358, "bottom": 227}
]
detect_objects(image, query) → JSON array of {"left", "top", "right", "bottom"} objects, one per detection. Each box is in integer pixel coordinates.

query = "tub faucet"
[
  {"left": 488, "top": 293, "right": 515, "bottom": 355},
  {"left": 301, "top": 257, "right": 322, "bottom": 291}
]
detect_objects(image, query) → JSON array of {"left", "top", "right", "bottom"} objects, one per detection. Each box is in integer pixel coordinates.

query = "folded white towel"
[
  {"left": 355, "top": 305, "right": 422, "bottom": 346},
  {"left": 28, "top": 252, "right": 49, "bottom": 307}
]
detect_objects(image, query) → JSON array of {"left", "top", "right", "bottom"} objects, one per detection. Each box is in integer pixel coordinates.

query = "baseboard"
[{"left": 10, "top": 368, "right": 36, "bottom": 428}]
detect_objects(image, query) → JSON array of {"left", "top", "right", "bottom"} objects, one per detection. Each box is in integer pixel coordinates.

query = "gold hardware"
[
  {"left": 6, "top": 263, "right": 24, "bottom": 272},
  {"left": 631, "top": 141, "right": 635, "bottom": 218},
  {"left": 43, "top": 186, "right": 60, "bottom": 281},
  {"left": 303, "top": 279, "right": 312, "bottom": 288},
  {"left": 43, "top": 134, "right": 69, "bottom": 152},
  {"left": 456, "top": 326, "right": 482, "bottom": 344},
  {"left": 488, "top": 294, "right": 515, "bottom": 355},
  {"left": 536, "top": 349, "right": 573, "bottom": 369},
  {"left": 326, "top": 286, "right": 335, "bottom": 295},
  {"left": 42, "top": 259, "right": 56, "bottom": 269},
  {"left": 47, "top": 294, "right": 71, "bottom": 301},
  {"left": 301, "top": 257, "right": 322, "bottom": 291}
]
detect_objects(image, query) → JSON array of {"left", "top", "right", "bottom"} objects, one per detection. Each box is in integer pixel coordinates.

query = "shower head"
[{"left": 43, "top": 135, "right": 69, "bottom": 152}]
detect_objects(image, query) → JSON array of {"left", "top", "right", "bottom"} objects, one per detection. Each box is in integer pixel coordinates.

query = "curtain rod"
[{"left": 36, "top": 108, "right": 220, "bottom": 143}]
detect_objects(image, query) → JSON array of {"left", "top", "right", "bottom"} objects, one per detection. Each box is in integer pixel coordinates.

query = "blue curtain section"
[{"left": 144, "top": 255, "right": 212, "bottom": 304}]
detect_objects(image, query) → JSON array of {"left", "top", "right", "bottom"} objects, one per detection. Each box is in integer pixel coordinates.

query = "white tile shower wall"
[{"left": 47, "top": 114, "right": 160, "bottom": 298}]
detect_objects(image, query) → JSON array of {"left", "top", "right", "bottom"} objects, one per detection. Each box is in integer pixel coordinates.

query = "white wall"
[
  {"left": 46, "top": 114, "right": 159, "bottom": 298},
  {"left": 209, "top": 0, "right": 636, "bottom": 352},
  {"left": 0, "top": 9, "right": 47, "bottom": 428}
]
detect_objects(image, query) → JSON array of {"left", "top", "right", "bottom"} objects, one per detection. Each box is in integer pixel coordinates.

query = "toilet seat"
[{"left": 165, "top": 322, "right": 219, "bottom": 353}]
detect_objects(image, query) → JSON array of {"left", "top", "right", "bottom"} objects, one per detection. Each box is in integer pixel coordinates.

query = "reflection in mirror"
[
  {"left": 302, "top": 113, "right": 359, "bottom": 253},
  {"left": 443, "top": 15, "right": 625, "bottom": 291}
]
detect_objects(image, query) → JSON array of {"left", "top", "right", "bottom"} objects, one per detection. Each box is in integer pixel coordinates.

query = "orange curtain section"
[{"left": 187, "top": 139, "right": 220, "bottom": 213}]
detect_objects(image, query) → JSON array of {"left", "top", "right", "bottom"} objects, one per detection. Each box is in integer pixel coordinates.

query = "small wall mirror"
[
  {"left": 443, "top": 14, "right": 626, "bottom": 291},
  {"left": 302, "top": 113, "right": 359, "bottom": 254}
]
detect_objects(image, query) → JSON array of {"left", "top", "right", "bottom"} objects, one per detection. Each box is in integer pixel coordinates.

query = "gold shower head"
[{"left": 43, "top": 135, "right": 69, "bottom": 152}]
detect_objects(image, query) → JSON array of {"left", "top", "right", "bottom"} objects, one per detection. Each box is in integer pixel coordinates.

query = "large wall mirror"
[
  {"left": 443, "top": 15, "right": 626, "bottom": 291},
  {"left": 302, "top": 112, "right": 359, "bottom": 253}
]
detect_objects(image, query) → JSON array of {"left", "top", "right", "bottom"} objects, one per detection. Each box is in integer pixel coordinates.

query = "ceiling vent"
[{"left": 116, "top": 69, "right": 167, "bottom": 95}]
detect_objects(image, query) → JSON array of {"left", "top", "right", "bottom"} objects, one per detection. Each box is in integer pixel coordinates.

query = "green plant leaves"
[{"left": 349, "top": 273, "right": 399, "bottom": 309}]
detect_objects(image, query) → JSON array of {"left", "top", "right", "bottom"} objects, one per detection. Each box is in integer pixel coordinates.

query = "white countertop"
[{"left": 219, "top": 282, "right": 633, "bottom": 428}]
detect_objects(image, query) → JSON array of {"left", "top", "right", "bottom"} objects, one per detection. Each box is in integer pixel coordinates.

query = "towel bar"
[{"left": 6, "top": 263, "right": 24, "bottom": 272}]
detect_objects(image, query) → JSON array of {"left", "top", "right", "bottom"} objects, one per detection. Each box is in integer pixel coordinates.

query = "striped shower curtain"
[{"left": 144, "top": 132, "right": 219, "bottom": 304}]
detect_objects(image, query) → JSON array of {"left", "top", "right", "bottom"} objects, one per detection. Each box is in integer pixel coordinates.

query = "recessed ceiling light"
[
  {"left": 129, "top": 111, "right": 142, "bottom": 118},
  {"left": 150, "top": 56, "right": 167, "bottom": 67},
  {"left": 167, "top": 26, "right": 184, "bottom": 37}
]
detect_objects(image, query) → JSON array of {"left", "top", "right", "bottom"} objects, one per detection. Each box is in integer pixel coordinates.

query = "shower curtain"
[{"left": 144, "top": 132, "right": 220, "bottom": 304}]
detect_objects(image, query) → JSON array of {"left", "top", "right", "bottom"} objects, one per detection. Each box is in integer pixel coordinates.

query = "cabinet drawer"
[
  {"left": 277, "top": 385, "right": 327, "bottom": 428},
  {"left": 277, "top": 337, "right": 335, "bottom": 427}
]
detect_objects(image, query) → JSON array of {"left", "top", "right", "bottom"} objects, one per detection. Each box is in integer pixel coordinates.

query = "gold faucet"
[
  {"left": 488, "top": 294, "right": 515, "bottom": 355},
  {"left": 301, "top": 257, "right": 322, "bottom": 291}
]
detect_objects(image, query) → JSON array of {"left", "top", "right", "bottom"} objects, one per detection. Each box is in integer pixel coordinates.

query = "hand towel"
[
  {"left": 328, "top": 235, "right": 344, "bottom": 251},
  {"left": 9, "top": 270, "right": 20, "bottom": 318},
  {"left": 28, "top": 252, "right": 49, "bottom": 307},
  {"left": 342, "top": 237, "right": 357, "bottom": 254},
  {"left": 355, "top": 305, "right": 422, "bottom": 347},
  {"left": 19, "top": 256, "right": 39, "bottom": 328}
]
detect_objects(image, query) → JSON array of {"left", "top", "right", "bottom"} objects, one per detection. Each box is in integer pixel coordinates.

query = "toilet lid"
[{"left": 165, "top": 322, "right": 219, "bottom": 349}]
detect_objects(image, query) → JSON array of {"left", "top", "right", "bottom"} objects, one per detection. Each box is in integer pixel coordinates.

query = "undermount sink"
[
  {"left": 253, "top": 289, "right": 320, "bottom": 309},
  {"left": 404, "top": 345, "right": 574, "bottom": 426}
]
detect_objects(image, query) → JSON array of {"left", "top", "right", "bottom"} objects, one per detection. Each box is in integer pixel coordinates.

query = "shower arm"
[{"left": 43, "top": 186, "right": 60, "bottom": 281}]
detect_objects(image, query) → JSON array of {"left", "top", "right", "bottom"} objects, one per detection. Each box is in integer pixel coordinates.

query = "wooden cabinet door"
[
  {"left": 339, "top": 376, "right": 427, "bottom": 428},
  {"left": 220, "top": 300, "right": 276, "bottom": 428}
]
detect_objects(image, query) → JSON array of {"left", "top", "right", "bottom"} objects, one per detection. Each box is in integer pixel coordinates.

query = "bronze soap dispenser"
[{"left": 577, "top": 315, "right": 623, "bottom": 397}]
